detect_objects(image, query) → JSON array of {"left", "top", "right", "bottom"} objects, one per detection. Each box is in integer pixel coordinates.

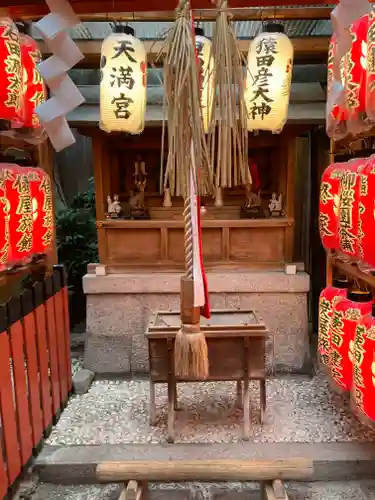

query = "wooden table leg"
[
  {"left": 149, "top": 382, "right": 156, "bottom": 426},
  {"left": 235, "top": 380, "right": 243, "bottom": 409},
  {"left": 243, "top": 337, "right": 250, "bottom": 441},
  {"left": 260, "top": 379, "right": 266, "bottom": 424},
  {"left": 167, "top": 338, "right": 175, "bottom": 443}
]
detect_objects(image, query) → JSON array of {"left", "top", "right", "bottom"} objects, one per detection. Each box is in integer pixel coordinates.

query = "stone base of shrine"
[{"left": 82, "top": 270, "right": 310, "bottom": 374}]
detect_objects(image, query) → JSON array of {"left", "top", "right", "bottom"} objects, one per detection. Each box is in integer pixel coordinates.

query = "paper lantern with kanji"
[
  {"left": 1, "top": 164, "right": 34, "bottom": 265},
  {"left": 338, "top": 158, "right": 366, "bottom": 260},
  {"left": 330, "top": 290, "right": 373, "bottom": 393},
  {"left": 345, "top": 15, "right": 369, "bottom": 135},
  {"left": 318, "top": 279, "right": 350, "bottom": 370},
  {"left": 195, "top": 28, "right": 214, "bottom": 134},
  {"left": 245, "top": 24, "right": 293, "bottom": 133},
  {"left": 319, "top": 162, "right": 345, "bottom": 252},
  {"left": 100, "top": 26, "right": 147, "bottom": 134},
  {"left": 326, "top": 34, "right": 348, "bottom": 139},
  {"left": 19, "top": 34, "right": 46, "bottom": 129},
  {"left": 352, "top": 305, "right": 375, "bottom": 424},
  {"left": 0, "top": 169, "right": 10, "bottom": 268},
  {"left": 358, "top": 155, "right": 375, "bottom": 269},
  {"left": 366, "top": 10, "right": 375, "bottom": 121},
  {"left": 0, "top": 18, "right": 23, "bottom": 127},
  {"left": 27, "top": 167, "right": 53, "bottom": 254}
]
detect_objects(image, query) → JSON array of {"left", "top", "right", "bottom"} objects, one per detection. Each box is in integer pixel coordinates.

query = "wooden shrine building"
[{"left": 10, "top": 2, "right": 335, "bottom": 375}]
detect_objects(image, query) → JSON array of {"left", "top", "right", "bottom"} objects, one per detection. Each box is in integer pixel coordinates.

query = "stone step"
[
  {"left": 19, "top": 481, "right": 375, "bottom": 500},
  {"left": 35, "top": 443, "right": 375, "bottom": 485}
]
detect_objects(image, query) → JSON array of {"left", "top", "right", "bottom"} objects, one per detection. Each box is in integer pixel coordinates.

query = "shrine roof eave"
[{"left": 6, "top": 0, "right": 340, "bottom": 19}]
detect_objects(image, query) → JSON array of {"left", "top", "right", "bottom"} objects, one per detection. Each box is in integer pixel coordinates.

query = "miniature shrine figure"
[
  {"left": 130, "top": 155, "right": 150, "bottom": 219},
  {"left": 269, "top": 192, "right": 285, "bottom": 217},
  {"left": 107, "top": 194, "right": 122, "bottom": 218},
  {"left": 241, "top": 188, "right": 265, "bottom": 219}
]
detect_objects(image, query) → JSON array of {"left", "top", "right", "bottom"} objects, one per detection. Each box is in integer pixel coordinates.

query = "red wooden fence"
[{"left": 0, "top": 265, "right": 72, "bottom": 498}]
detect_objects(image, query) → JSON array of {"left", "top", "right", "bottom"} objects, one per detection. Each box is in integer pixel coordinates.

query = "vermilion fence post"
[
  {"left": 33, "top": 281, "right": 53, "bottom": 431},
  {"left": 52, "top": 269, "right": 69, "bottom": 405},
  {"left": 54, "top": 265, "right": 72, "bottom": 393},
  {"left": 21, "top": 289, "right": 44, "bottom": 449},
  {"left": 0, "top": 304, "right": 20, "bottom": 493},
  {"left": 7, "top": 296, "right": 33, "bottom": 466},
  {"left": 44, "top": 275, "right": 61, "bottom": 418}
]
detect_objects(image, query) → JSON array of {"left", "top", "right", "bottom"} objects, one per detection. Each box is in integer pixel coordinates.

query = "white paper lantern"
[
  {"left": 100, "top": 26, "right": 147, "bottom": 134},
  {"left": 195, "top": 28, "right": 215, "bottom": 133},
  {"left": 245, "top": 24, "right": 294, "bottom": 133}
]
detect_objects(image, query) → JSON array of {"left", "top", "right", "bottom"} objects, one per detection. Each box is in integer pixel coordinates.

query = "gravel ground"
[
  {"left": 46, "top": 372, "right": 375, "bottom": 445},
  {"left": 26, "top": 481, "right": 375, "bottom": 500}
]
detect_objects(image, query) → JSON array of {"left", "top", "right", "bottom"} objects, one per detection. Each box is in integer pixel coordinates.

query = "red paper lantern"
[
  {"left": 338, "top": 158, "right": 366, "bottom": 260},
  {"left": 366, "top": 10, "right": 375, "bottom": 121},
  {"left": 345, "top": 15, "right": 369, "bottom": 134},
  {"left": 328, "top": 35, "right": 347, "bottom": 123},
  {"left": 318, "top": 279, "right": 350, "bottom": 370},
  {"left": 352, "top": 305, "right": 375, "bottom": 424},
  {"left": 19, "top": 34, "right": 46, "bottom": 129},
  {"left": 0, "top": 170, "right": 10, "bottom": 268},
  {"left": 0, "top": 164, "right": 34, "bottom": 265},
  {"left": 27, "top": 167, "right": 53, "bottom": 254},
  {"left": 0, "top": 18, "right": 23, "bottom": 127},
  {"left": 330, "top": 289, "right": 373, "bottom": 392},
  {"left": 358, "top": 155, "right": 375, "bottom": 268},
  {"left": 319, "top": 162, "right": 345, "bottom": 252}
]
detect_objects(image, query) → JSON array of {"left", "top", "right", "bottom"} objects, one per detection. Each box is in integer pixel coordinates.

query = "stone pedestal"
[{"left": 83, "top": 270, "right": 310, "bottom": 374}]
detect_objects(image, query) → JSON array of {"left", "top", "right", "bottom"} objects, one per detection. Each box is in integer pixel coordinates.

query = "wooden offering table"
[{"left": 147, "top": 309, "right": 269, "bottom": 442}]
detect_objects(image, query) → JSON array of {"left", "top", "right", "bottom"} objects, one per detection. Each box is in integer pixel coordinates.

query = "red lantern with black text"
[
  {"left": 19, "top": 35, "right": 46, "bottom": 129},
  {"left": 366, "top": 10, "right": 375, "bottom": 121},
  {"left": 345, "top": 15, "right": 370, "bottom": 135},
  {"left": 338, "top": 158, "right": 366, "bottom": 260},
  {"left": 27, "top": 167, "right": 53, "bottom": 254},
  {"left": 326, "top": 34, "right": 348, "bottom": 140},
  {"left": 318, "top": 278, "right": 350, "bottom": 370},
  {"left": 319, "top": 162, "right": 345, "bottom": 252},
  {"left": 358, "top": 155, "right": 375, "bottom": 269},
  {"left": 352, "top": 305, "right": 375, "bottom": 424},
  {"left": 330, "top": 290, "right": 373, "bottom": 393},
  {"left": 0, "top": 164, "right": 34, "bottom": 265},
  {"left": 0, "top": 18, "right": 23, "bottom": 127},
  {"left": 0, "top": 170, "right": 10, "bottom": 269}
]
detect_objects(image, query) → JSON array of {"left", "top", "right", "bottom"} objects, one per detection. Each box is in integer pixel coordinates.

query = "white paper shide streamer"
[{"left": 34, "top": 0, "right": 85, "bottom": 151}]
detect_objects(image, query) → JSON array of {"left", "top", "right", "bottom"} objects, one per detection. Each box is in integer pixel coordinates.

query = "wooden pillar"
[
  {"left": 284, "top": 137, "right": 296, "bottom": 263},
  {"left": 92, "top": 131, "right": 110, "bottom": 264},
  {"left": 37, "top": 140, "right": 58, "bottom": 268}
]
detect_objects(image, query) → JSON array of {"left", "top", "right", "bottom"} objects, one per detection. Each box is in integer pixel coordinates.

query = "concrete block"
[{"left": 73, "top": 369, "right": 95, "bottom": 395}]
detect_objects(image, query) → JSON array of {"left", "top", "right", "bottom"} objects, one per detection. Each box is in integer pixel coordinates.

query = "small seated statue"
[
  {"left": 107, "top": 194, "right": 122, "bottom": 218},
  {"left": 268, "top": 193, "right": 284, "bottom": 216}
]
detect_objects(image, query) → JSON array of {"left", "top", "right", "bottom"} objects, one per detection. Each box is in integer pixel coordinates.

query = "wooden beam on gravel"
[
  {"left": 96, "top": 459, "right": 314, "bottom": 483},
  {"left": 39, "top": 36, "right": 329, "bottom": 67}
]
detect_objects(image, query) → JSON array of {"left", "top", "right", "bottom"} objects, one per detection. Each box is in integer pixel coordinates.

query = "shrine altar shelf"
[{"left": 81, "top": 127, "right": 310, "bottom": 376}]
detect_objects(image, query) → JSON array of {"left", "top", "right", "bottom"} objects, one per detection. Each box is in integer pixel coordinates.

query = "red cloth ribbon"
[{"left": 192, "top": 16, "right": 210, "bottom": 319}]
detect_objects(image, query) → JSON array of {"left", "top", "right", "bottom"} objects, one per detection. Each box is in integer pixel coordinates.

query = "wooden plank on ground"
[{"left": 97, "top": 459, "right": 313, "bottom": 482}]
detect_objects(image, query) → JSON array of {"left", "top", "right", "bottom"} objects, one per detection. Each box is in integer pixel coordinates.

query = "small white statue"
[
  {"left": 107, "top": 194, "right": 122, "bottom": 216},
  {"left": 268, "top": 192, "right": 283, "bottom": 215}
]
